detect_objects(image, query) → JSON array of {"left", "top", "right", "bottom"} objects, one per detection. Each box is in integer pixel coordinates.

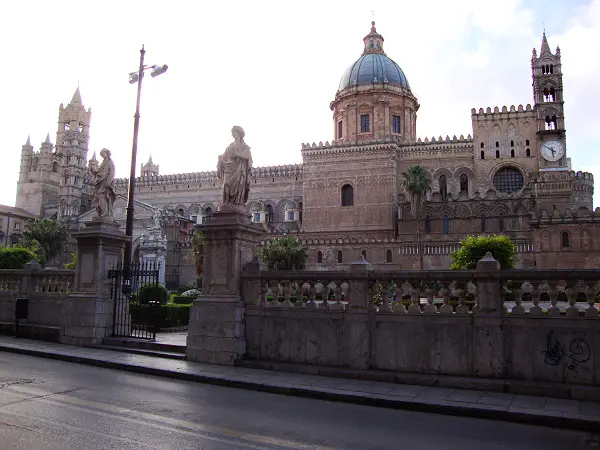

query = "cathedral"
[{"left": 13, "top": 23, "right": 599, "bottom": 280}]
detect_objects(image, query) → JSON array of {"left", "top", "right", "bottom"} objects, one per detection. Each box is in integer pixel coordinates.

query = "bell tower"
[
  {"left": 532, "top": 32, "right": 567, "bottom": 170},
  {"left": 57, "top": 87, "right": 92, "bottom": 217}
]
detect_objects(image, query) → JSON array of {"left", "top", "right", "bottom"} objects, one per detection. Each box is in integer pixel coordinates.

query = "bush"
[
  {"left": 130, "top": 303, "right": 191, "bottom": 328},
  {"left": 172, "top": 296, "right": 193, "bottom": 305},
  {"left": 182, "top": 289, "right": 201, "bottom": 299},
  {"left": 260, "top": 236, "right": 307, "bottom": 270},
  {"left": 64, "top": 252, "right": 77, "bottom": 269},
  {"left": 0, "top": 247, "right": 39, "bottom": 269},
  {"left": 450, "top": 234, "right": 516, "bottom": 270},
  {"left": 137, "top": 283, "right": 169, "bottom": 305}
]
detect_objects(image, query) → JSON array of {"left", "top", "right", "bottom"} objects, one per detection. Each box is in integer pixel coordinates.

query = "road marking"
[{"left": 4, "top": 384, "right": 333, "bottom": 449}]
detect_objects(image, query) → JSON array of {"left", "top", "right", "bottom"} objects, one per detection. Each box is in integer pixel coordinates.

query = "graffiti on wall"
[{"left": 543, "top": 330, "right": 591, "bottom": 373}]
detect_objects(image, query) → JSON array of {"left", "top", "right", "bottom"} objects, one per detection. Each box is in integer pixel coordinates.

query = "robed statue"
[
  {"left": 91, "top": 148, "right": 116, "bottom": 217},
  {"left": 217, "top": 126, "right": 253, "bottom": 209}
]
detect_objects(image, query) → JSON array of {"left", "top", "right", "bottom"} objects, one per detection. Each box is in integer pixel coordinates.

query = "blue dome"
[{"left": 338, "top": 53, "right": 410, "bottom": 91}]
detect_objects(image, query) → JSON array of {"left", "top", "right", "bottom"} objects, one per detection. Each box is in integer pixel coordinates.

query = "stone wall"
[
  {"left": 0, "top": 268, "right": 74, "bottom": 341},
  {"left": 241, "top": 261, "right": 600, "bottom": 391}
]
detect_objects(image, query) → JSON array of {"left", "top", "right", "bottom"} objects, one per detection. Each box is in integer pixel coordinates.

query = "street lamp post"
[{"left": 123, "top": 46, "right": 168, "bottom": 271}]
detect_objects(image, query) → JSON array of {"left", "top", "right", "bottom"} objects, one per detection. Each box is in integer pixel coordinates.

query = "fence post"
[
  {"left": 241, "top": 256, "right": 267, "bottom": 307},
  {"left": 348, "top": 255, "right": 372, "bottom": 310},
  {"left": 474, "top": 252, "right": 502, "bottom": 315}
]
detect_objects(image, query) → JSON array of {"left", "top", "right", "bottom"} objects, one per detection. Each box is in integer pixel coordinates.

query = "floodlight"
[{"left": 150, "top": 64, "right": 168, "bottom": 77}]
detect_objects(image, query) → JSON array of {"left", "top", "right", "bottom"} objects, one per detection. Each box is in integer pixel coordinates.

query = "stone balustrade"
[
  {"left": 0, "top": 267, "right": 75, "bottom": 341},
  {"left": 241, "top": 256, "right": 600, "bottom": 388}
]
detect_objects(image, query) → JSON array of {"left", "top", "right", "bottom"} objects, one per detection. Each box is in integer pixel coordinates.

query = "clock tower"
[{"left": 532, "top": 32, "right": 567, "bottom": 170}]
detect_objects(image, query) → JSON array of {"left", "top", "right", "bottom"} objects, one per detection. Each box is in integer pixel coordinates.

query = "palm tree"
[
  {"left": 23, "top": 218, "right": 68, "bottom": 265},
  {"left": 401, "top": 165, "right": 431, "bottom": 270}
]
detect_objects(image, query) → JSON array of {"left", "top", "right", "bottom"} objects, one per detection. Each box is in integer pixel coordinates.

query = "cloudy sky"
[{"left": 1, "top": 0, "right": 599, "bottom": 207}]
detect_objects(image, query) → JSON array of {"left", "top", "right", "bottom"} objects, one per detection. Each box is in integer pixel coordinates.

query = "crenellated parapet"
[
  {"left": 471, "top": 104, "right": 535, "bottom": 119},
  {"left": 532, "top": 205, "right": 600, "bottom": 222},
  {"left": 114, "top": 163, "right": 304, "bottom": 190}
]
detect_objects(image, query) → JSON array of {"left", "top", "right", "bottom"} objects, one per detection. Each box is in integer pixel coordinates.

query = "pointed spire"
[
  {"left": 45, "top": 132, "right": 51, "bottom": 143},
  {"left": 540, "top": 31, "right": 551, "bottom": 55},
  {"left": 363, "top": 21, "right": 385, "bottom": 55},
  {"left": 70, "top": 86, "right": 82, "bottom": 105},
  {"left": 148, "top": 154, "right": 154, "bottom": 164},
  {"left": 91, "top": 151, "right": 97, "bottom": 161},
  {"left": 25, "top": 135, "right": 31, "bottom": 146}
]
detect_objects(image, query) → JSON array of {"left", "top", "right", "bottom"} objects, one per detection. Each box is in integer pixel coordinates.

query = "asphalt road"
[{"left": 0, "top": 352, "right": 596, "bottom": 450}]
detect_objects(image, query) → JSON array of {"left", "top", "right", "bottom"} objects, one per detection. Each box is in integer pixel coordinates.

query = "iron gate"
[{"left": 109, "top": 262, "right": 160, "bottom": 340}]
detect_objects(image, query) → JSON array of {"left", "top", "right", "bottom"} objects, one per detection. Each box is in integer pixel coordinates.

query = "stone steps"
[{"left": 97, "top": 337, "right": 186, "bottom": 360}]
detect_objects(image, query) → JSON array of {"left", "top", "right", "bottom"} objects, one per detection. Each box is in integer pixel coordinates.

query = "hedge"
[
  {"left": 172, "top": 296, "right": 194, "bottom": 305},
  {"left": 137, "top": 283, "right": 169, "bottom": 304},
  {"left": 0, "top": 247, "right": 38, "bottom": 269},
  {"left": 130, "top": 303, "right": 191, "bottom": 328}
]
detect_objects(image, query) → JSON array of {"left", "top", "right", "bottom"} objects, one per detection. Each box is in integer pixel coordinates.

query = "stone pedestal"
[
  {"left": 60, "top": 217, "right": 130, "bottom": 346},
  {"left": 186, "top": 209, "right": 264, "bottom": 364}
]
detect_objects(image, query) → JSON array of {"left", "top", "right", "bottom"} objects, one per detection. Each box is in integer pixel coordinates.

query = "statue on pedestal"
[
  {"left": 217, "top": 126, "right": 253, "bottom": 209},
  {"left": 91, "top": 148, "right": 116, "bottom": 217}
]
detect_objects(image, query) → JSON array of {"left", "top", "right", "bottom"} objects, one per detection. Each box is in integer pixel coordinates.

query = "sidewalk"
[{"left": 0, "top": 335, "right": 599, "bottom": 432}]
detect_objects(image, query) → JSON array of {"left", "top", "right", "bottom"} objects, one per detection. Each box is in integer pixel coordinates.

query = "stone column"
[
  {"left": 60, "top": 217, "right": 129, "bottom": 346},
  {"left": 186, "top": 209, "right": 264, "bottom": 364}
]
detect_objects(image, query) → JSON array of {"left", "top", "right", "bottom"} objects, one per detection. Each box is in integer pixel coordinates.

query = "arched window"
[
  {"left": 361, "top": 249, "right": 367, "bottom": 259},
  {"left": 341, "top": 184, "right": 353, "bottom": 206},
  {"left": 386, "top": 249, "right": 392, "bottom": 263},
  {"left": 496, "top": 141, "right": 499, "bottom": 148},
  {"left": 495, "top": 150, "right": 500, "bottom": 159},
  {"left": 177, "top": 208, "right": 185, "bottom": 216},
  {"left": 439, "top": 175, "right": 447, "bottom": 201},
  {"left": 443, "top": 215, "right": 449, "bottom": 234},
  {"left": 460, "top": 174, "right": 468, "bottom": 192},
  {"left": 337, "top": 250, "right": 343, "bottom": 264},
  {"left": 425, "top": 216, "right": 431, "bottom": 234},
  {"left": 480, "top": 142, "right": 484, "bottom": 149},
  {"left": 52, "top": 162, "right": 59, "bottom": 173},
  {"left": 480, "top": 150, "right": 485, "bottom": 160},
  {"left": 493, "top": 168, "right": 524, "bottom": 193},
  {"left": 317, "top": 251, "right": 323, "bottom": 264},
  {"left": 526, "top": 148, "right": 531, "bottom": 157},
  {"left": 266, "top": 204, "right": 274, "bottom": 223},
  {"left": 545, "top": 115, "right": 557, "bottom": 130},
  {"left": 498, "top": 214, "right": 504, "bottom": 231},
  {"left": 481, "top": 214, "right": 486, "bottom": 232},
  {"left": 561, "top": 231, "right": 570, "bottom": 248},
  {"left": 510, "top": 149, "right": 515, "bottom": 158},
  {"left": 510, "top": 140, "right": 514, "bottom": 147}
]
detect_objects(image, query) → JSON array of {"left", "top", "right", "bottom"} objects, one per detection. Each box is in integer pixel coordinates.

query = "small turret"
[{"left": 41, "top": 133, "right": 53, "bottom": 153}]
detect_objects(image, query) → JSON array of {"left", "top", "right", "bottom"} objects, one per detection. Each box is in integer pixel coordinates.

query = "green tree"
[
  {"left": 14, "top": 238, "right": 46, "bottom": 265},
  {"left": 450, "top": 234, "right": 516, "bottom": 270},
  {"left": 0, "top": 247, "right": 38, "bottom": 269},
  {"left": 23, "top": 218, "right": 67, "bottom": 264},
  {"left": 260, "top": 236, "right": 307, "bottom": 270},
  {"left": 401, "top": 165, "right": 431, "bottom": 270}
]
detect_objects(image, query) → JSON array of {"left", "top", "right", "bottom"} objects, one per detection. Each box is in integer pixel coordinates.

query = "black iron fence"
[{"left": 109, "top": 262, "right": 160, "bottom": 340}]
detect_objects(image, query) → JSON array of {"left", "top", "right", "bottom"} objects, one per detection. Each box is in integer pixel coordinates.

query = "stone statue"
[
  {"left": 152, "top": 208, "right": 161, "bottom": 228},
  {"left": 91, "top": 148, "right": 116, "bottom": 217},
  {"left": 217, "top": 126, "right": 252, "bottom": 209}
]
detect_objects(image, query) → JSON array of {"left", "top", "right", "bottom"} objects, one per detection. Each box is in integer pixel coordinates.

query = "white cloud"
[{"left": 1, "top": 0, "right": 598, "bottom": 207}]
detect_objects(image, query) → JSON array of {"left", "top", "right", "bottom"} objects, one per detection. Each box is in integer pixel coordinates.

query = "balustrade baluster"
[
  {"left": 330, "top": 281, "right": 345, "bottom": 311},
  {"left": 394, "top": 282, "right": 407, "bottom": 314},
  {"left": 439, "top": 285, "right": 453, "bottom": 314},
  {"left": 565, "top": 287, "right": 578, "bottom": 317},
  {"left": 512, "top": 286, "right": 525, "bottom": 315},
  {"left": 423, "top": 287, "right": 437, "bottom": 313},
  {"left": 529, "top": 282, "right": 543, "bottom": 316},
  {"left": 547, "top": 287, "right": 560, "bottom": 316},
  {"left": 307, "top": 284, "right": 317, "bottom": 309},
  {"left": 585, "top": 286, "right": 598, "bottom": 318},
  {"left": 408, "top": 287, "right": 421, "bottom": 314},
  {"left": 282, "top": 281, "right": 293, "bottom": 308},
  {"left": 455, "top": 289, "right": 469, "bottom": 315},
  {"left": 379, "top": 279, "right": 392, "bottom": 312}
]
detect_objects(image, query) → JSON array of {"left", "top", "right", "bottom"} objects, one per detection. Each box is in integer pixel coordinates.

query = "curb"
[{"left": 0, "top": 343, "right": 598, "bottom": 433}]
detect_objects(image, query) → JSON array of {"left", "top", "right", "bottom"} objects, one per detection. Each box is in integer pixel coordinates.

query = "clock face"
[{"left": 541, "top": 140, "right": 565, "bottom": 162}]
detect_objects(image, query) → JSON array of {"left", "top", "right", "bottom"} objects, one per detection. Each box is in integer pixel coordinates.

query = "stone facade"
[{"left": 13, "top": 24, "right": 598, "bottom": 273}]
